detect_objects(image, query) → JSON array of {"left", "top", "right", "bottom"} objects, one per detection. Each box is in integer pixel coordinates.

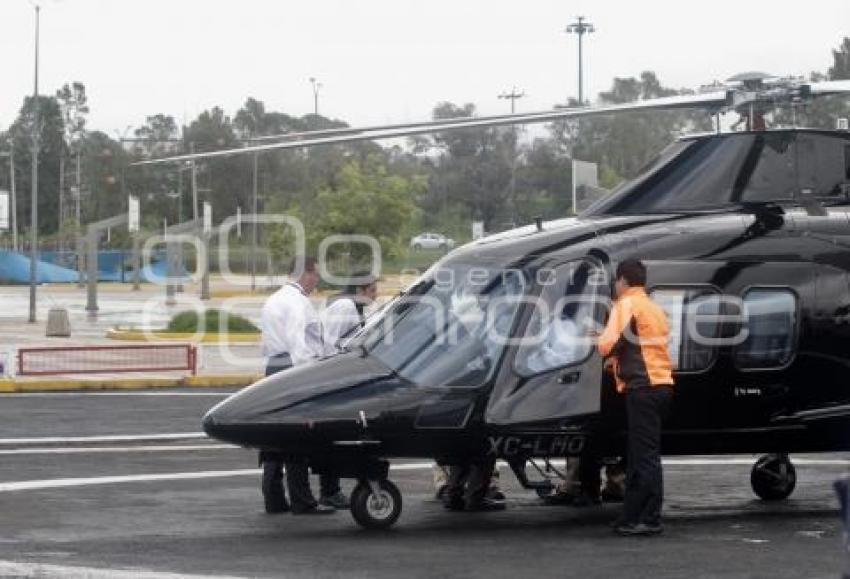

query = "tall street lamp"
[
  {"left": 309, "top": 77, "right": 322, "bottom": 116},
  {"left": 498, "top": 87, "right": 526, "bottom": 221},
  {"left": 28, "top": 3, "right": 41, "bottom": 324},
  {"left": 565, "top": 16, "right": 595, "bottom": 105}
]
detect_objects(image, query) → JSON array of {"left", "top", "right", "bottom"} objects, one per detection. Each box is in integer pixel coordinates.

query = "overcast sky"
[{"left": 1, "top": 0, "right": 848, "bottom": 136}]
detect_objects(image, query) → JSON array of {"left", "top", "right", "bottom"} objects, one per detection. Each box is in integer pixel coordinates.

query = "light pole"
[
  {"left": 28, "top": 3, "right": 40, "bottom": 324},
  {"left": 565, "top": 16, "right": 595, "bottom": 105},
  {"left": 309, "top": 77, "right": 322, "bottom": 116},
  {"left": 498, "top": 87, "right": 526, "bottom": 222},
  {"left": 498, "top": 86, "right": 526, "bottom": 114},
  {"left": 251, "top": 151, "right": 258, "bottom": 291}
]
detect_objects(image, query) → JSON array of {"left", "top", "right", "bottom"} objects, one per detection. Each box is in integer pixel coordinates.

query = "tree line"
[{"left": 0, "top": 38, "right": 847, "bottom": 263}]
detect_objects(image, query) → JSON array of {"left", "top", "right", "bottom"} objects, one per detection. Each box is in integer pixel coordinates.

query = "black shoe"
[
  {"left": 614, "top": 522, "right": 663, "bottom": 536},
  {"left": 319, "top": 492, "right": 350, "bottom": 509},
  {"left": 465, "top": 498, "right": 507, "bottom": 512},
  {"left": 291, "top": 503, "right": 336, "bottom": 515},
  {"left": 487, "top": 487, "right": 506, "bottom": 501},
  {"left": 601, "top": 487, "right": 625, "bottom": 503},
  {"left": 443, "top": 495, "right": 466, "bottom": 511},
  {"left": 608, "top": 516, "right": 626, "bottom": 529},
  {"left": 543, "top": 491, "right": 577, "bottom": 506},
  {"left": 264, "top": 496, "right": 290, "bottom": 514},
  {"left": 571, "top": 493, "right": 602, "bottom": 508},
  {"left": 435, "top": 484, "right": 449, "bottom": 501}
]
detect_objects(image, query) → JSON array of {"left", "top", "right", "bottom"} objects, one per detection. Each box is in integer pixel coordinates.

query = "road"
[{"left": 0, "top": 390, "right": 845, "bottom": 578}]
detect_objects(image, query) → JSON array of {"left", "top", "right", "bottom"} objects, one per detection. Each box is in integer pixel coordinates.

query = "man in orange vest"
[{"left": 597, "top": 258, "right": 674, "bottom": 536}]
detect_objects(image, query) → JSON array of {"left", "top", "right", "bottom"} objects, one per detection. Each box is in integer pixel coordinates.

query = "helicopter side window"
[
  {"left": 734, "top": 288, "right": 798, "bottom": 370},
  {"left": 649, "top": 287, "right": 721, "bottom": 373},
  {"left": 796, "top": 135, "right": 850, "bottom": 199},
  {"left": 736, "top": 133, "right": 797, "bottom": 203},
  {"left": 514, "top": 260, "right": 604, "bottom": 377}
]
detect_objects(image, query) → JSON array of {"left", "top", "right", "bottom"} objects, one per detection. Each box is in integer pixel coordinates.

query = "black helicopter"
[{"left": 138, "top": 73, "right": 850, "bottom": 529}]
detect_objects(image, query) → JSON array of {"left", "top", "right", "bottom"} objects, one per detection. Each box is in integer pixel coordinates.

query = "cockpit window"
[
  {"left": 356, "top": 265, "right": 527, "bottom": 388},
  {"left": 514, "top": 260, "right": 606, "bottom": 376}
]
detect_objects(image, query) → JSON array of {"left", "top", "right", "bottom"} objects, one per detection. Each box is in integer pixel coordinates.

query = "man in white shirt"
[
  {"left": 321, "top": 274, "right": 378, "bottom": 351},
  {"left": 259, "top": 256, "right": 341, "bottom": 515}
]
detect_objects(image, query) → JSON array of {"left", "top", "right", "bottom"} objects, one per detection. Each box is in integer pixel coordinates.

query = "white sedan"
[{"left": 409, "top": 233, "right": 455, "bottom": 251}]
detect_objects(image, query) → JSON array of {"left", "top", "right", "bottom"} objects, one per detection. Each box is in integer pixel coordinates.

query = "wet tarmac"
[{"left": 0, "top": 390, "right": 845, "bottom": 578}]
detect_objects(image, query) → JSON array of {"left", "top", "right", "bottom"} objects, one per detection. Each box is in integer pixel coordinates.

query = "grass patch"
[{"left": 166, "top": 309, "right": 259, "bottom": 334}]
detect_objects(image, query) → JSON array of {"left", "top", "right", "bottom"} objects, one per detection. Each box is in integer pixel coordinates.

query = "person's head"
[
  {"left": 614, "top": 258, "right": 646, "bottom": 297},
  {"left": 290, "top": 256, "right": 319, "bottom": 295},
  {"left": 346, "top": 271, "right": 379, "bottom": 305}
]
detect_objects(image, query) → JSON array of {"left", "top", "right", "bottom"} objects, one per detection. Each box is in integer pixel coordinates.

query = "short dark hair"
[
  {"left": 345, "top": 271, "right": 378, "bottom": 294},
  {"left": 288, "top": 256, "right": 318, "bottom": 275},
  {"left": 615, "top": 258, "right": 646, "bottom": 287}
]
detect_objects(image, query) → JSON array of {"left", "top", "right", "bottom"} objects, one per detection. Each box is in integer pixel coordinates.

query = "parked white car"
[{"left": 409, "top": 232, "right": 455, "bottom": 251}]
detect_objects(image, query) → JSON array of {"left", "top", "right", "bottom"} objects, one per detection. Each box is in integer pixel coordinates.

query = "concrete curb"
[
  {"left": 106, "top": 329, "right": 260, "bottom": 344},
  {"left": 0, "top": 374, "right": 259, "bottom": 393}
]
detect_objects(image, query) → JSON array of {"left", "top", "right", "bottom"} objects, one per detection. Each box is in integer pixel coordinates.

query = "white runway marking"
[
  {"left": 0, "top": 560, "right": 245, "bottom": 579},
  {"left": 0, "top": 470, "right": 260, "bottom": 492},
  {"left": 0, "top": 457, "right": 846, "bottom": 493},
  {"left": 0, "top": 433, "right": 206, "bottom": 445},
  {"left": 0, "top": 444, "right": 233, "bottom": 455},
  {"left": 0, "top": 463, "right": 436, "bottom": 493}
]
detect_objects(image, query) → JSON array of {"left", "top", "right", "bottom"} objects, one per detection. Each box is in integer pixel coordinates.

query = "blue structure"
[{"left": 0, "top": 250, "right": 176, "bottom": 284}]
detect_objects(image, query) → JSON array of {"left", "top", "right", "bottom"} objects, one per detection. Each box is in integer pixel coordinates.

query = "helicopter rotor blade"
[
  {"left": 132, "top": 91, "right": 729, "bottom": 167},
  {"left": 806, "top": 80, "right": 850, "bottom": 96},
  {"left": 248, "top": 110, "right": 562, "bottom": 143}
]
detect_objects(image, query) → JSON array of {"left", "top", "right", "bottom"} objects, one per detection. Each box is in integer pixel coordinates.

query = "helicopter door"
[{"left": 485, "top": 258, "right": 608, "bottom": 425}]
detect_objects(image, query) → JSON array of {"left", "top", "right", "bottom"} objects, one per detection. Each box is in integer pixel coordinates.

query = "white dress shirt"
[
  {"left": 322, "top": 298, "right": 361, "bottom": 353},
  {"left": 260, "top": 282, "right": 325, "bottom": 366}
]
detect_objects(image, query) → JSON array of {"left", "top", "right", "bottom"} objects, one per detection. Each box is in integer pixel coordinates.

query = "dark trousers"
[
  {"left": 446, "top": 457, "right": 496, "bottom": 505},
  {"left": 622, "top": 385, "right": 673, "bottom": 526},
  {"left": 261, "top": 456, "right": 340, "bottom": 510},
  {"left": 260, "top": 357, "right": 341, "bottom": 510}
]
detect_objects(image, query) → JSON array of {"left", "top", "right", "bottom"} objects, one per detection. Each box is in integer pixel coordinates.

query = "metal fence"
[{"left": 17, "top": 344, "right": 197, "bottom": 376}]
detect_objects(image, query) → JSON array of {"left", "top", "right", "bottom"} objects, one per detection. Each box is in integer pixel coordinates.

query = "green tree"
[
  {"left": 782, "top": 38, "right": 850, "bottom": 129},
  {"left": 55, "top": 82, "right": 89, "bottom": 233},
  {"left": 8, "top": 95, "right": 65, "bottom": 235},
  {"left": 267, "top": 155, "right": 423, "bottom": 270},
  {"left": 414, "top": 102, "right": 514, "bottom": 231},
  {"left": 556, "top": 71, "right": 713, "bottom": 186}
]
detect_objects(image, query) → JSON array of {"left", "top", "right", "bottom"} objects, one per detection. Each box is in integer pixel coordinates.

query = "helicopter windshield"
[{"left": 353, "top": 265, "right": 527, "bottom": 388}]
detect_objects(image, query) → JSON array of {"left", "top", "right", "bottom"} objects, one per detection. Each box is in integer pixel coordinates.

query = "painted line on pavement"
[
  {"left": 2, "top": 458, "right": 849, "bottom": 493},
  {"left": 0, "top": 463, "right": 436, "bottom": 492},
  {"left": 0, "top": 560, "right": 245, "bottom": 579},
  {"left": 0, "top": 444, "right": 233, "bottom": 455},
  {"left": 0, "top": 433, "right": 206, "bottom": 445}
]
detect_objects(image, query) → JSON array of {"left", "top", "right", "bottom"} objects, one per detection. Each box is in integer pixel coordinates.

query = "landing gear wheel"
[
  {"left": 350, "top": 479, "right": 402, "bottom": 530},
  {"left": 751, "top": 454, "right": 796, "bottom": 501}
]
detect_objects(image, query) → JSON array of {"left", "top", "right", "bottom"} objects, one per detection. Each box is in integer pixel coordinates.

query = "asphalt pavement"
[{"left": 0, "top": 390, "right": 846, "bottom": 578}]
